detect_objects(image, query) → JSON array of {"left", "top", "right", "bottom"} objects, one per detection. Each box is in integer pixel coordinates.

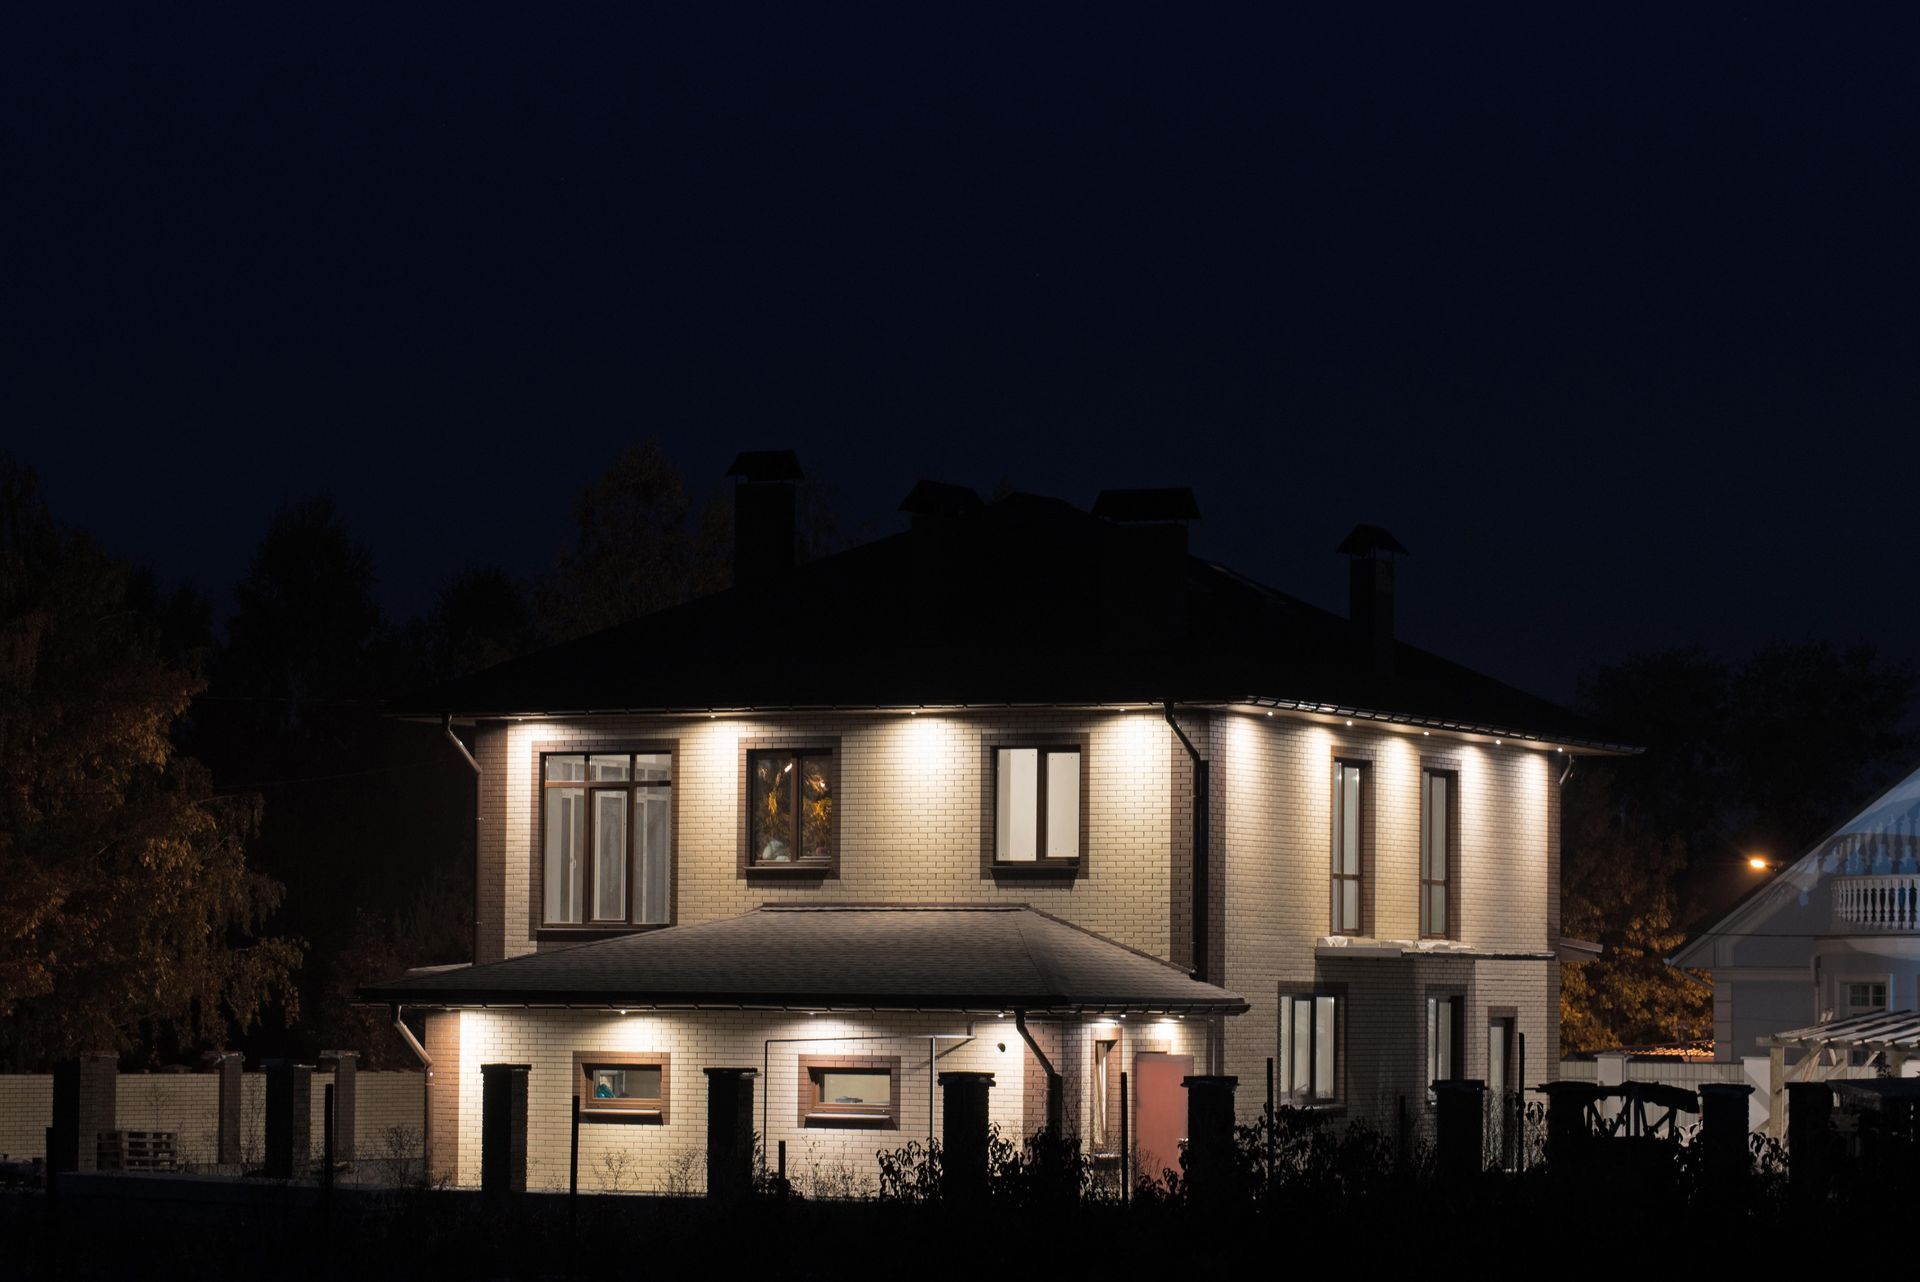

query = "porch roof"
[
  {"left": 1761, "top": 1009, "right": 1920, "bottom": 1051},
  {"left": 358, "top": 904, "right": 1250, "bottom": 1016}
]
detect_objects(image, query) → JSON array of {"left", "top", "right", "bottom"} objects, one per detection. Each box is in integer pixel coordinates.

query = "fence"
[{"left": 0, "top": 1070, "right": 425, "bottom": 1172}]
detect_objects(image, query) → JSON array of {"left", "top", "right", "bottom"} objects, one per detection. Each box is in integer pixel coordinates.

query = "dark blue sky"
[{"left": 6, "top": 6, "right": 1917, "bottom": 701}]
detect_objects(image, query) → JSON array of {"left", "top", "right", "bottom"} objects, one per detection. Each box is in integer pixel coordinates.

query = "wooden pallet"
[{"left": 98, "top": 1130, "right": 179, "bottom": 1172}]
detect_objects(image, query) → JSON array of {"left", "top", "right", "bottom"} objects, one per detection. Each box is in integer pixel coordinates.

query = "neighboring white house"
[{"left": 1674, "top": 764, "right": 1920, "bottom": 1063}]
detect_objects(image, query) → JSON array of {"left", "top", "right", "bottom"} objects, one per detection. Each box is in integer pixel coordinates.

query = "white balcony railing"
[{"left": 1833, "top": 874, "right": 1920, "bottom": 932}]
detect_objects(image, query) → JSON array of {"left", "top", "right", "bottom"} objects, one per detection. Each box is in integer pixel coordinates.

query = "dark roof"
[
  {"left": 1091, "top": 487, "right": 1202, "bottom": 522},
  {"left": 396, "top": 490, "right": 1634, "bottom": 751},
  {"left": 359, "top": 905, "right": 1249, "bottom": 1015},
  {"left": 898, "top": 478, "right": 985, "bottom": 516}
]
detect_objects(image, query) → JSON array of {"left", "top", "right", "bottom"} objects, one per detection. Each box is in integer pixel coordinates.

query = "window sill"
[
  {"left": 803, "top": 1113, "right": 899, "bottom": 1129},
  {"left": 580, "top": 1107, "right": 665, "bottom": 1124},
  {"left": 537, "top": 925, "right": 669, "bottom": 943},
  {"left": 989, "top": 860, "right": 1082, "bottom": 877},
  {"left": 745, "top": 861, "right": 836, "bottom": 877}
]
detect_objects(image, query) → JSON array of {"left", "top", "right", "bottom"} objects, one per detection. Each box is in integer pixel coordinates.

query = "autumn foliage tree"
[{"left": 0, "top": 461, "right": 300, "bottom": 1068}]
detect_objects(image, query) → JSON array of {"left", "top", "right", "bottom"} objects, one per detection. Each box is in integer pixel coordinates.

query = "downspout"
[
  {"left": 1162, "top": 703, "right": 1210, "bottom": 986},
  {"left": 1013, "top": 1010, "right": 1063, "bottom": 1139},
  {"left": 391, "top": 1005, "right": 434, "bottom": 1177},
  {"left": 443, "top": 716, "right": 482, "bottom": 965}
]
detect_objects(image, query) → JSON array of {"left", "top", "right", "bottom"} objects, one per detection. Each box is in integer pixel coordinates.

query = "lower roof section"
[{"left": 359, "top": 904, "right": 1249, "bottom": 1016}]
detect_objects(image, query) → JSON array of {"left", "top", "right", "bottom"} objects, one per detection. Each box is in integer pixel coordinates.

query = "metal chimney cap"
[
  {"left": 1335, "top": 523, "right": 1410, "bottom": 557},
  {"left": 1091, "top": 487, "right": 1202, "bottom": 522},
  {"left": 726, "top": 450, "right": 805, "bottom": 482}
]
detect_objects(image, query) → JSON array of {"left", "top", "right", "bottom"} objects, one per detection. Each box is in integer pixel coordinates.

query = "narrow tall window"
[
  {"left": 1421, "top": 770, "right": 1453, "bottom": 938},
  {"left": 993, "top": 746, "right": 1082, "bottom": 864},
  {"left": 543, "top": 752, "right": 672, "bottom": 927},
  {"left": 1331, "top": 761, "right": 1365, "bottom": 934},
  {"left": 1279, "top": 992, "right": 1340, "bottom": 1104},
  {"left": 1427, "top": 995, "right": 1463, "bottom": 1098}
]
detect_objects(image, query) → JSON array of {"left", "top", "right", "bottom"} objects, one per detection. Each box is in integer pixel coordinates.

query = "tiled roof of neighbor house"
[
  {"left": 395, "top": 488, "right": 1634, "bottom": 752},
  {"left": 358, "top": 905, "right": 1250, "bottom": 1015}
]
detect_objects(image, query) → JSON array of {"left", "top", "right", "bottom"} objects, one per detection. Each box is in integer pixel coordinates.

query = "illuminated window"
[
  {"left": 1421, "top": 770, "right": 1454, "bottom": 938},
  {"left": 993, "top": 746, "right": 1083, "bottom": 864},
  {"left": 1331, "top": 760, "right": 1366, "bottom": 934},
  {"left": 573, "top": 1051, "right": 670, "bottom": 1120},
  {"left": 747, "top": 748, "right": 836, "bottom": 867},
  {"left": 799, "top": 1055, "right": 900, "bottom": 1128},
  {"left": 1279, "top": 991, "right": 1340, "bottom": 1105},
  {"left": 1426, "top": 995, "right": 1464, "bottom": 1099},
  {"left": 543, "top": 752, "right": 673, "bottom": 927}
]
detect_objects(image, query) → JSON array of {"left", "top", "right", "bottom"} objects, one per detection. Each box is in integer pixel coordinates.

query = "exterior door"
[{"left": 1133, "top": 1052, "right": 1193, "bottom": 1187}]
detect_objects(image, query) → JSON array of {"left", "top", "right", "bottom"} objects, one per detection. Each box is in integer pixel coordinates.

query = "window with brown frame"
[
  {"left": 798, "top": 1054, "right": 900, "bottom": 1128},
  {"left": 543, "top": 752, "right": 673, "bottom": 927},
  {"left": 992, "top": 745, "right": 1083, "bottom": 864},
  {"left": 573, "top": 1051, "right": 670, "bottom": 1121},
  {"left": 1426, "top": 994, "right": 1464, "bottom": 1101},
  {"left": 1330, "top": 760, "right": 1365, "bottom": 935},
  {"left": 1420, "top": 769, "right": 1455, "bottom": 938},
  {"left": 1279, "top": 988, "right": 1342, "bottom": 1106},
  {"left": 746, "top": 748, "right": 836, "bottom": 868}
]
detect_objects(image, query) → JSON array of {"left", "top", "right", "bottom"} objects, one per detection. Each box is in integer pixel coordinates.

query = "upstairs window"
[
  {"left": 543, "top": 752, "right": 673, "bottom": 927},
  {"left": 1331, "top": 760, "right": 1366, "bottom": 935},
  {"left": 747, "top": 748, "right": 836, "bottom": 868},
  {"left": 993, "top": 746, "right": 1083, "bottom": 864},
  {"left": 1421, "top": 770, "right": 1454, "bottom": 938}
]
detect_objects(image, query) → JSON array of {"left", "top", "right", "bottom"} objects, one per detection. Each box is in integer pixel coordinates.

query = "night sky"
[{"left": 7, "top": 7, "right": 1917, "bottom": 702}]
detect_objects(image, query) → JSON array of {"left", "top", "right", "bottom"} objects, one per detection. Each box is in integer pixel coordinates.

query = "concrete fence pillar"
[
  {"left": 1432, "top": 1079, "right": 1487, "bottom": 1178},
  {"left": 1786, "top": 1081, "right": 1833, "bottom": 1196},
  {"left": 480, "top": 1063, "right": 531, "bottom": 1200},
  {"left": 1181, "top": 1075, "right": 1239, "bottom": 1200},
  {"left": 1699, "top": 1082, "right": 1754, "bottom": 1185},
  {"left": 939, "top": 1071, "right": 995, "bottom": 1203},
  {"left": 263, "top": 1060, "right": 313, "bottom": 1179},
  {"left": 704, "top": 1067, "right": 758, "bottom": 1201},
  {"left": 319, "top": 1051, "right": 357, "bottom": 1171},
  {"left": 213, "top": 1052, "right": 244, "bottom": 1167},
  {"left": 50, "top": 1056, "right": 118, "bottom": 1173}
]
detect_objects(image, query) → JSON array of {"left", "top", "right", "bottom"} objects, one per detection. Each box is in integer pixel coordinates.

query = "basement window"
[{"left": 799, "top": 1055, "right": 900, "bottom": 1128}]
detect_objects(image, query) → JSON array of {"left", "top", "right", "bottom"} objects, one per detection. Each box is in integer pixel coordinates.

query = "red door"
[{"left": 1133, "top": 1052, "right": 1193, "bottom": 1187}]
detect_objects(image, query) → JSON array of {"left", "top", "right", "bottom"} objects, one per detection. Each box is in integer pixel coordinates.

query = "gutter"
[
  {"left": 1013, "top": 1010, "right": 1063, "bottom": 1139},
  {"left": 442, "top": 716, "right": 482, "bottom": 965},
  {"left": 1162, "top": 702, "right": 1210, "bottom": 984}
]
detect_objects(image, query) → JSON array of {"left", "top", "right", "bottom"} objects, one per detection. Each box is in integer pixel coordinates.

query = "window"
[
  {"left": 992, "top": 745, "right": 1083, "bottom": 864},
  {"left": 1090, "top": 1034, "right": 1120, "bottom": 1155},
  {"left": 1426, "top": 995, "right": 1463, "bottom": 1099},
  {"left": 543, "top": 752, "right": 672, "bottom": 927},
  {"left": 573, "top": 1051, "right": 670, "bottom": 1121},
  {"left": 1421, "top": 770, "right": 1453, "bottom": 938},
  {"left": 1278, "top": 991, "right": 1340, "bottom": 1105},
  {"left": 1846, "top": 981, "right": 1889, "bottom": 1013},
  {"left": 746, "top": 747, "right": 837, "bottom": 868},
  {"left": 1331, "top": 760, "right": 1365, "bottom": 934},
  {"left": 798, "top": 1055, "right": 900, "bottom": 1128}
]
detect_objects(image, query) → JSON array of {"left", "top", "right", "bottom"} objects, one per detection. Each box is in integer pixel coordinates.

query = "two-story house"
[{"left": 363, "top": 452, "right": 1632, "bottom": 1191}]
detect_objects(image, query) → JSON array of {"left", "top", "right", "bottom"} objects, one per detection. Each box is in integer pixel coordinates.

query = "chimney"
[
  {"left": 1093, "top": 488, "right": 1201, "bottom": 647},
  {"left": 726, "top": 450, "right": 804, "bottom": 588},
  {"left": 1337, "top": 523, "right": 1409, "bottom": 678}
]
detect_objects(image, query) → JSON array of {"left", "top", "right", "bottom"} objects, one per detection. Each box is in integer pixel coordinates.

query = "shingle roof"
[
  {"left": 358, "top": 905, "right": 1249, "bottom": 1015},
  {"left": 393, "top": 492, "right": 1633, "bottom": 752}
]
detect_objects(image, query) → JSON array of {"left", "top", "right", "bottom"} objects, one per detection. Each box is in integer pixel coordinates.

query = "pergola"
[{"left": 1760, "top": 1009, "right": 1920, "bottom": 1135}]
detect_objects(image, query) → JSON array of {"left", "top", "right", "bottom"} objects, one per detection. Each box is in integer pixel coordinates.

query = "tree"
[{"left": 0, "top": 460, "right": 299, "bottom": 1068}]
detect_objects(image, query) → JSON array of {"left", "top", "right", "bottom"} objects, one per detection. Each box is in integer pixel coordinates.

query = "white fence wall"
[
  {"left": 1558, "top": 1054, "right": 1771, "bottom": 1134},
  {"left": 0, "top": 1071, "right": 424, "bottom": 1167}
]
